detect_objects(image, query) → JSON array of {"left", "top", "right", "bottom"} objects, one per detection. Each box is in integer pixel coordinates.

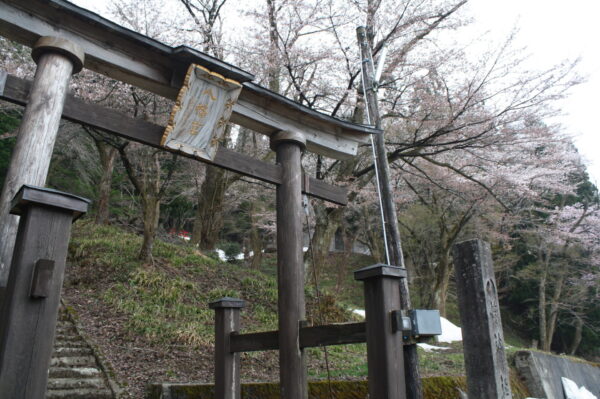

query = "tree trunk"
[
  {"left": 539, "top": 255, "right": 548, "bottom": 351},
  {"left": 364, "top": 226, "right": 384, "bottom": 262},
  {"left": 544, "top": 271, "right": 565, "bottom": 351},
  {"left": 94, "top": 140, "right": 117, "bottom": 225},
  {"left": 424, "top": 252, "right": 452, "bottom": 317},
  {"left": 266, "top": 0, "right": 280, "bottom": 94},
  {"left": 117, "top": 145, "right": 165, "bottom": 262},
  {"left": 249, "top": 202, "right": 263, "bottom": 270},
  {"left": 569, "top": 315, "right": 583, "bottom": 355},
  {"left": 139, "top": 194, "right": 160, "bottom": 261},
  {"left": 191, "top": 165, "right": 229, "bottom": 250},
  {"left": 305, "top": 204, "right": 342, "bottom": 282},
  {"left": 335, "top": 228, "right": 356, "bottom": 293}
]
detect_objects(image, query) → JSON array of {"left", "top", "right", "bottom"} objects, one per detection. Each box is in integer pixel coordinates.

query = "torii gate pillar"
[
  {"left": 271, "top": 131, "right": 308, "bottom": 399},
  {"left": 0, "top": 36, "right": 84, "bottom": 287}
]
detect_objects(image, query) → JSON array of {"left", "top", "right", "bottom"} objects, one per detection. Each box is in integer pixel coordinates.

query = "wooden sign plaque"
[{"left": 161, "top": 64, "right": 242, "bottom": 161}]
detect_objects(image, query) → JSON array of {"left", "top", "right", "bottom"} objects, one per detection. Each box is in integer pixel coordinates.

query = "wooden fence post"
[
  {"left": 355, "top": 264, "right": 407, "bottom": 399},
  {"left": 271, "top": 130, "right": 308, "bottom": 399},
  {"left": 452, "top": 239, "right": 512, "bottom": 399},
  {"left": 210, "top": 297, "right": 245, "bottom": 399},
  {"left": 0, "top": 185, "right": 89, "bottom": 398},
  {"left": 0, "top": 36, "right": 84, "bottom": 286}
]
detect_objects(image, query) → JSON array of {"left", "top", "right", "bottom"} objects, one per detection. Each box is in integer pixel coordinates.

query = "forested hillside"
[{"left": 1, "top": 0, "right": 598, "bottom": 373}]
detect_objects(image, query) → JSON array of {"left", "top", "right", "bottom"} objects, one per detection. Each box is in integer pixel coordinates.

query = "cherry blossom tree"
[{"left": 517, "top": 187, "right": 600, "bottom": 352}]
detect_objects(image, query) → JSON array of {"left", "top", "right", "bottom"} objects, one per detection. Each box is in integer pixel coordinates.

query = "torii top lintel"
[{"left": 0, "top": 0, "right": 381, "bottom": 160}]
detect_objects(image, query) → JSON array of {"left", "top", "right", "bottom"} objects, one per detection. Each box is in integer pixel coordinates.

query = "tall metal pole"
[
  {"left": 271, "top": 130, "right": 308, "bottom": 399},
  {"left": 357, "top": 26, "right": 423, "bottom": 399},
  {"left": 0, "top": 36, "right": 84, "bottom": 287}
]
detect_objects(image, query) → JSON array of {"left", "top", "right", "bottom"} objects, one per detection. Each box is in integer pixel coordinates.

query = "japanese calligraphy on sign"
[{"left": 161, "top": 64, "right": 242, "bottom": 161}]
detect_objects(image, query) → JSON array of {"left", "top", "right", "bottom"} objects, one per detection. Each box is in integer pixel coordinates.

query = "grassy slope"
[
  {"left": 64, "top": 221, "right": 530, "bottom": 397},
  {"left": 68, "top": 221, "right": 282, "bottom": 343},
  {"left": 65, "top": 221, "right": 284, "bottom": 397}
]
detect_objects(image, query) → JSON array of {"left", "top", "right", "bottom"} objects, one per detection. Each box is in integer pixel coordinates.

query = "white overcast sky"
[
  {"left": 465, "top": 0, "right": 600, "bottom": 185},
  {"left": 71, "top": 0, "right": 600, "bottom": 185}
]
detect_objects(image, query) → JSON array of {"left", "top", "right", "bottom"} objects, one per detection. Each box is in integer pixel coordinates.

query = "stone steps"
[
  {"left": 46, "top": 388, "right": 113, "bottom": 399},
  {"left": 45, "top": 306, "right": 116, "bottom": 399},
  {"left": 48, "top": 367, "right": 102, "bottom": 379},
  {"left": 54, "top": 333, "right": 83, "bottom": 341},
  {"left": 48, "top": 377, "right": 107, "bottom": 390},
  {"left": 53, "top": 339, "right": 89, "bottom": 348},
  {"left": 53, "top": 347, "right": 94, "bottom": 357},
  {"left": 50, "top": 355, "right": 99, "bottom": 368}
]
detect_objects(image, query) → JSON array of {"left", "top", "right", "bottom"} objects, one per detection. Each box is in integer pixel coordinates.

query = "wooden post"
[
  {"left": 452, "top": 239, "right": 512, "bottom": 399},
  {"left": 0, "top": 36, "right": 84, "bottom": 286},
  {"left": 356, "top": 26, "right": 422, "bottom": 399},
  {"left": 210, "top": 297, "right": 245, "bottom": 399},
  {"left": 271, "top": 130, "right": 308, "bottom": 399},
  {"left": 0, "top": 185, "right": 89, "bottom": 398},
  {"left": 355, "top": 264, "right": 407, "bottom": 399}
]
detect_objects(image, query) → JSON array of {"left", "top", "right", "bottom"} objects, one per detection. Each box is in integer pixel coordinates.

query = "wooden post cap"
[
  {"left": 209, "top": 297, "right": 245, "bottom": 309},
  {"left": 354, "top": 263, "right": 407, "bottom": 281},
  {"left": 10, "top": 185, "right": 90, "bottom": 220},
  {"left": 270, "top": 130, "right": 306, "bottom": 151},
  {"left": 31, "top": 36, "right": 85, "bottom": 73}
]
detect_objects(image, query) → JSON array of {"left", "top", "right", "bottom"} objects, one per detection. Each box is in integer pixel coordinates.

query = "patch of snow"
[
  {"left": 215, "top": 249, "right": 246, "bottom": 262},
  {"left": 352, "top": 309, "right": 365, "bottom": 318},
  {"left": 436, "top": 317, "right": 463, "bottom": 343},
  {"left": 417, "top": 343, "right": 450, "bottom": 352},
  {"left": 215, "top": 249, "right": 226, "bottom": 261},
  {"left": 562, "top": 377, "right": 597, "bottom": 399}
]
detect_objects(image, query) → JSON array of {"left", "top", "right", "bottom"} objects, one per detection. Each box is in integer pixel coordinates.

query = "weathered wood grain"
[
  {"left": 355, "top": 264, "right": 407, "bottom": 399},
  {"left": 210, "top": 298, "right": 244, "bottom": 399},
  {"left": 0, "top": 185, "right": 89, "bottom": 398},
  {"left": 0, "top": 0, "right": 379, "bottom": 160},
  {"left": 231, "top": 98, "right": 361, "bottom": 160},
  {"left": 452, "top": 239, "right": 512, "bottom": 399},
  {"left": 274, "top": 135, "right": 308, "bottom": 399},
  {"left": 230, "top": 330, "right": 279, "bottom": 353},
  {"left": 229, "top": 322, "right": 367, "bottom": 353},
  {"left": 0, "top": 51, "right": 76, "bottom": 286},
  {"left": 0, "top": 72, "right": 348, "bottom": 206},
  {"left": 300, "top": 322, "right": 366, "bottom": 348}
]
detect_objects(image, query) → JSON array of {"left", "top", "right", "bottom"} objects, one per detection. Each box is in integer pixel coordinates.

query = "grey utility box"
[{"left": 410, "top": 309, "right": 442, "bottom": 337}]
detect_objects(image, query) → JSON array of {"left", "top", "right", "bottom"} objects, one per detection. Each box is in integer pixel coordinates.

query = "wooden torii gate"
[{"left": 0, "top": 1, "right": 413, "bottom": 398}]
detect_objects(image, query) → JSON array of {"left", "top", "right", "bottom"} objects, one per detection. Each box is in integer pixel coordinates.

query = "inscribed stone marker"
[{"left": 452, "top": 239, "right": 512, "bottom": 399}]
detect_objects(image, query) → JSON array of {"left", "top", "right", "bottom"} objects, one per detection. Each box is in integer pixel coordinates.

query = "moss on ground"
[{"left": 147, "top": 376, "right": 529, "bottom": 399}]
